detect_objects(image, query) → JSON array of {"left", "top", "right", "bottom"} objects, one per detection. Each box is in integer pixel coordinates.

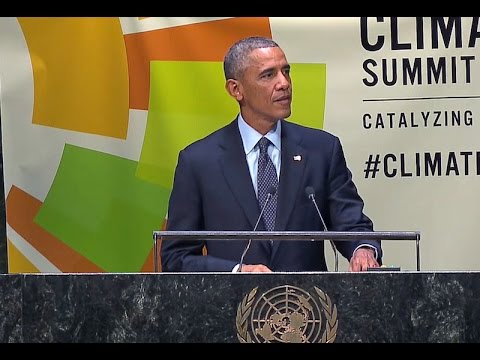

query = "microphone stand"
[
  {"left": 306, "top": 187, "right": 338, "bottom": 272},
  {"left": 237, "top": 189, "right": 275, "bottom": 272}
]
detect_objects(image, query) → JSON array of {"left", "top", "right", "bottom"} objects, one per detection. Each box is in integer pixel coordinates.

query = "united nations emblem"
[{"left": 236, "top": 285, "right": 338, "bottom": 343}]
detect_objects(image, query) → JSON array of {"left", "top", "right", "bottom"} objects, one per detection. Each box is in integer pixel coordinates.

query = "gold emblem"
[{"left": 236, "top": 285, "right": 338, "bottom": 343}]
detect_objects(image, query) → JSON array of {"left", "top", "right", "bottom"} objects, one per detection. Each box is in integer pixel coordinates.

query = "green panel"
[
  {"left": 34, "top": 144, "right": 169, "bottom": 272},
  {"left": 137, "top": 61, "right": 236, "bottom": 188},
  {"left": 289, "top": 63, "right": 326, "bottom": 129},
  {"left": 137, "top": 61, "right": 326, "bottom": 189}
]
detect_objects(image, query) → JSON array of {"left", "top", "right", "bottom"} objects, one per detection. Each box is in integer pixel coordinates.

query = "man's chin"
[{"left": 278, "top": 109, "right": 292, "bottom": 119}]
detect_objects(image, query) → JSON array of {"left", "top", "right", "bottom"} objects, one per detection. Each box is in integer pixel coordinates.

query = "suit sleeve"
[
  {"left": 327, "top": 137, "right": 383, "bottom": 262},
  {"left": 161, "top": 149, "right": 238, "bottom": 272}
]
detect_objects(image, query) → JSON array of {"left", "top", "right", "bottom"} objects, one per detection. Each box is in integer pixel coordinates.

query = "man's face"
[{"left": 236, "top": 47, "right": 292, "bottom": 132}]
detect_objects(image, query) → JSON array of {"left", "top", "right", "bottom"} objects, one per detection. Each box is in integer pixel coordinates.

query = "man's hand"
[
  {"left": 240, "top": 264, "right": 272, "bottom": 272},
  {"left": 348, "top": 247, "right": 379, "bottom": 272}
]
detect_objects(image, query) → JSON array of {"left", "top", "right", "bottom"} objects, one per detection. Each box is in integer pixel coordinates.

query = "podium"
[
  {"left": 8, "top": 231, "right": 465, "bottom": 343},
  {"left": 0, "top": 271, "right": 479, "bottom": 342},
  {"left": 153, "top": 230, "right": 421, "bottom": 272}
]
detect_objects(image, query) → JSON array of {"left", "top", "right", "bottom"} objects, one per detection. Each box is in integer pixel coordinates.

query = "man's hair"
[{"left": 223, "top": 36, "right": 279, "bottom": 80}]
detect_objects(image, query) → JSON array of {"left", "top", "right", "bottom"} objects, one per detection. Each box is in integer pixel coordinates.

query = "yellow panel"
[
  {"left": 18, "top": 17, "right": 129, "bottom": 139},
  {"left": 7, "top": 239, "right": 40, "bottom": 274}
]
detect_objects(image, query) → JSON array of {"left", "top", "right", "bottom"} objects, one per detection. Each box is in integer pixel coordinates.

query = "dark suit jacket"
[{"left": 161, "top": 118, "right": 382, "bottom": 272}]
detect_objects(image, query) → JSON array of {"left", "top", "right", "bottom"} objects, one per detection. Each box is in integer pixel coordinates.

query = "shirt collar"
[{"left": 237, "top": 113, "right": 282, "bottom": 155}]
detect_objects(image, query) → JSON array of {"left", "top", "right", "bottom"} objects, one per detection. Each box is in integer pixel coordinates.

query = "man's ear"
[{"left": 225, "top": 79, "right": 243, "bottom": 101}]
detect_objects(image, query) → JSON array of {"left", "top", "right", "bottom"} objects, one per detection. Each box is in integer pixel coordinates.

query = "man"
[{"left": 161, "top": 36, "right": 382, "bottom": 272}]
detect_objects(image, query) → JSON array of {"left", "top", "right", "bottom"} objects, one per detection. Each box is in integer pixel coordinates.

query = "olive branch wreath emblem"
[{"left": 236, "top": 285, "right": 338, "bottom": 343}]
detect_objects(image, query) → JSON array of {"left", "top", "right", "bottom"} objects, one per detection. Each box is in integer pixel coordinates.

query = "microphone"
[
  {"left": 237, "top": 185, "right": 277, "bottom": 272},
  {"left": 305, "top": 186, "right": 338, "bottom": 272}
]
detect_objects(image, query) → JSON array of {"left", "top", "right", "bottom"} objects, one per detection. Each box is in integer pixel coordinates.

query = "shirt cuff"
[{"left": 232, "top": 264, "right": 240, "bottom": 272}]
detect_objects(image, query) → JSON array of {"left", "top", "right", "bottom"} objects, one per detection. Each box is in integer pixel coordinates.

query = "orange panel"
[
  {"left": 6, "top": 185, "right": 105, "bottom": 273},
  {"left": 124, "top": 17, "right": 272, "bottom": 109}
]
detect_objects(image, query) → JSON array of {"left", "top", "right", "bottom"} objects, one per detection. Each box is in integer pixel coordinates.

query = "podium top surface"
[{"left": 153, "top": 230, "right": 420, "bottom": 241}]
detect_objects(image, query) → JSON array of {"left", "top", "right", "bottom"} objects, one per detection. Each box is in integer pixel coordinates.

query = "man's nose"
[{"left": 276, "top": 74, "right": 290, "bottom": 89}]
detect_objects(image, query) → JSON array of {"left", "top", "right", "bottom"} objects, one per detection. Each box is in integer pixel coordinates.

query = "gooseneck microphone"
[
  {"left": 237, "top": 186, "right": 277, "bottom": 272},
  {"left": 305, "top": 186, "right": 338, "bottom": 272}
]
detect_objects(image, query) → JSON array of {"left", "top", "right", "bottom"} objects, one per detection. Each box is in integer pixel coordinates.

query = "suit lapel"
[
  {"left": 219, "top": 120, "right": 261, "bottom": 229},
  {"left": 275, "top": 121, "right": 306, "bottom": 231},
  {"left": 270, "top": 121, "right": 306, "bottom": 261}
]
